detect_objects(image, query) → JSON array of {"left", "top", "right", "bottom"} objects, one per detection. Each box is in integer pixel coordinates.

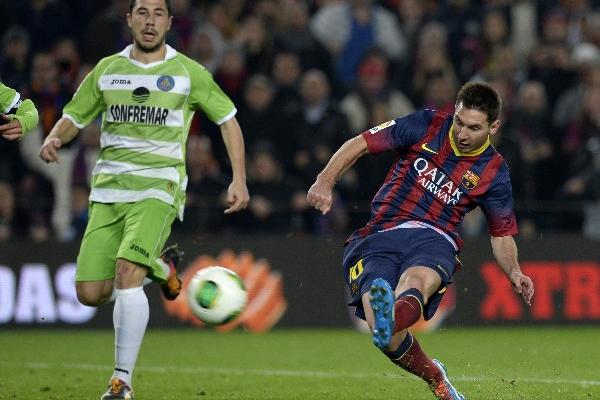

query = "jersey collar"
[
  {"left": 448, "top": 125, "right": 490, "bottom": 156},
  {"left": 118, "top": 44, "right": 177, "bottom": 69}
]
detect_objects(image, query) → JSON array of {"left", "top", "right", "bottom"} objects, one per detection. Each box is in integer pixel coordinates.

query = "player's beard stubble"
[{"left": 134, "top": 32, "right": 165, "bottom": 54}]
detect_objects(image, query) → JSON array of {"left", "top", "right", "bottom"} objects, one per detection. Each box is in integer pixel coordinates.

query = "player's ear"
[
  {"left": 126, "top": 13, "right": 132, "bottom": 28},
  {"left": 167, "top": 15, "right": 173, "bottom": 31},
  {"left": 489, "top": 119, "right": 501, "bottom": 136}
]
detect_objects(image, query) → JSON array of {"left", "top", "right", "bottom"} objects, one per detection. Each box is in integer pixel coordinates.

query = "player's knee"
[{"left": 115, "top": 258, "right": 146, "bottom": 289}]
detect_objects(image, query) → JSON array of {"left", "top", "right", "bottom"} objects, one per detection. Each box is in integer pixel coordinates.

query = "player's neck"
[{"left": 130, "top": 44, "right": 167, "bottom": 64}]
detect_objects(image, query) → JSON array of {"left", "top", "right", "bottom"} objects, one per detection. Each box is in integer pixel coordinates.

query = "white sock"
[{"left": 111, "top": 286, "right": 149, "bottom": 387}]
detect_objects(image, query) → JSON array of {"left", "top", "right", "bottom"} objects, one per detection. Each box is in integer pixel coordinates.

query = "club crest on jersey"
[
  {"left": 461, "top": 170, "right": 480, "bottom": 190},
  {"left": 368, "top": 120, "right": 395, "bottom": 134},
  {"left": 157, "top": 75, "right": 175, "bottom": 92}
]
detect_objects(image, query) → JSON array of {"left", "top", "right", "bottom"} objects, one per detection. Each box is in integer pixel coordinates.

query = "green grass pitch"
[{"left": 1, "top": 327, "right": 598, "bottom": 399}]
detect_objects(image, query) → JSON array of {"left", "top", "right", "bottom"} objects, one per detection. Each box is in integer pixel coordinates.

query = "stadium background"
[{"left": 0, "top": 1, "right": 599, "bottom": 399}]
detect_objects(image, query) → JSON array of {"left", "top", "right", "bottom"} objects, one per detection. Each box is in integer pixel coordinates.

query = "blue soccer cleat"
[
  {"left": 369, "top": 278, "right": 395, "bottom": 349},
  {"left": 430, "top": 359, "right": 466, "bottom": 400}
]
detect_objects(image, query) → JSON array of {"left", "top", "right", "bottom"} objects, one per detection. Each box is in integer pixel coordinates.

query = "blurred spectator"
[
  {"left": 504, "top": 80, "right": 556, "bottom": 233},
  {"left": 0, "top": 26, "right": 30, "bottom": 93},
  {"left": 553, "top": 45, "right": 600, "bottom": 141},
  {"left": 52, "top": 38, "right": 81, "bottom": 93},
  {"left": 529, "top": 9, "right": 578, "bottom": 111},
  {"left": 341, "top": 49, "right": 414, "bottom": 134},
  {"left": 310, "top": 0, "right": 406, "bottom": 86},
  {"left": 233, "top": 14, "right": 274, "bottom": 75},
  {"left": 236, "top": 74, "right": 286, "bottom": 161},
  {"left": 244, "top": 142, "right": 308, "bottom": 233},
  {"left": 188, "top": 23, "right": 226, "bottom": 73},
  {"left": 410, "top": 22, "right": 459, "bottom": 105},
  {"left": 82, "top": 0, "right": 130, "bottom": 63},
  {"left": 180, "top": 136, "right": 229, "bottom": 233},
  {"left": 271, "top": 51, "right": 303, "bottom": 117},
  {"left": 561, "top": 84, "right": 600, "bottom": 237},
  {"left": 272, "top": 0, "right": 334, "bottom": 85},
  {"left": 169, "top": 0, "right": 198, "bottom": 52},
  {"left": 215, "top": 46, "right": 249, "bottom": 105},
  {"left": 433, "top": 0, "right": 483, "bottom": 81},
  {"left": 421, "top": 73, "right": 457, "bottom": 114},
  {"left": 13, "top": 0, "right": 72, "bottom": 52},
  {"left": 288, "top": 69, "right": 350, "bottom": 186},
  {"left": 29, "top": 52, "right": 71, "bottom": 137}
]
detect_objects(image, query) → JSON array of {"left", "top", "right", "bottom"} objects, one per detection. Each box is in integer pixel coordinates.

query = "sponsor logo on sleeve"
[{"left": 368, "top": 120, "right": 396, "bottom": 134}]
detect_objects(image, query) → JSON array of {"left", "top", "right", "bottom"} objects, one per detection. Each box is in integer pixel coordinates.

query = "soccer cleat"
[
  {"left": 100, "top": 378, "right": 135, "bottom": 400},
  {"left": 160, "top": 244, "right": 184, "bottom": 301},
  {"left": 430, "top": 359, "right": 466, "bottom": 400},
  {"left": 369, "top": 278, "right": 395, "bottom": 349}
]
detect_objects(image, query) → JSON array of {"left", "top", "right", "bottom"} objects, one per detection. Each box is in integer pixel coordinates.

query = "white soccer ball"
[{"left": 186, "top": 266, "right": 247, "bottom": 325}]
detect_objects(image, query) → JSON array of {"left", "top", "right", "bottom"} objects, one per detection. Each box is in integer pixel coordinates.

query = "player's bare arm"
[
  {"left": 39, "top": 117, "right": 79, "bottom": 163},
  {"left": 220, "top": 116, "right": 250, "bottom": 214},
  {"left": 307, "top": 134, "right": 369, "bottom": 215},
  {"left": 490, "top": 235, "right": 534, "bottom": 306}
]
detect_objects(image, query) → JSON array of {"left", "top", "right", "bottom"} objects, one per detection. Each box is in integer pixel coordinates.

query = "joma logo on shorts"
[{"left": 130, "top": 244, "right": 149, "bottom": 258}]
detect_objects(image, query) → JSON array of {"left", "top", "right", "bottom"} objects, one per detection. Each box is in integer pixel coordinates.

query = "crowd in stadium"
[{"left": 0, "top": 0, "right": 599, "bottom": 241}]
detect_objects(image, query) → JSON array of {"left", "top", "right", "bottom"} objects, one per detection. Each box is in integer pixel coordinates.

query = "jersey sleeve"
[
  {"left": 361, "top": 110, "right": 431, "bottom": 154},
  {"left": 0, "top": 82, "right": 20, "bottom": 114},
  {"left": 188, "top": 64, "right": 236, "bottom": 125},
  {"left": 62, "top": 62, "right": 106, "bottom": 128},
  {"left": 480, "top": 166, "right": 519, "bottom": 237}
]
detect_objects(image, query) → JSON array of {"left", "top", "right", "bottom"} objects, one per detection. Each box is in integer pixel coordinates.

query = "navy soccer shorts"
[{"left": 343, "top": 226, "right": 459, "bottom": 321}]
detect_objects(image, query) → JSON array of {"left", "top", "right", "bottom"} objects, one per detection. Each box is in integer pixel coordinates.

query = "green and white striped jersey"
[
  {"left": 63, "top": 45, "right": 236, "bottom": 220},
  {"left": 0, "top": 82, "right": 21, "bottom": 113}
]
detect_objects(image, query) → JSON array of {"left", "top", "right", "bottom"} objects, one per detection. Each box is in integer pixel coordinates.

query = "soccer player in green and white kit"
[
  {"left": 0, "top": 82, "right": 39, "bottom": 140},
  {"left": 39, "top": 1, "right": 249, "bottom": 398}
]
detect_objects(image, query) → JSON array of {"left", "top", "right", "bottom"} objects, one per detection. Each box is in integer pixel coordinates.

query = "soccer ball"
[{"left": 186, "top": 266, "right": 247, "bottom": 325}]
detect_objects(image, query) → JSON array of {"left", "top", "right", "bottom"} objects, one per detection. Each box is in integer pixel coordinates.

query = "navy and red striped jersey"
[{"left": 346, "top": 109, "right": 518, "bottom": 249}]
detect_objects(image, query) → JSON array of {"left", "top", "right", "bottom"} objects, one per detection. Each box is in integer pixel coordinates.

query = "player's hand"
[
  {"left": 510, "top": 270, "right": 534, "bottom": 306},
  {"left": 39, "top": 137, "right": 63, "bottom": 163},
  {"left": 0, "top": 115, "right": 24, "bottom": 140},
  {"left": 307, "top": 177, "right": 333, "bottom": 215},
  {"left": 224, "top": 180, "right": 249, "bottom": 214}
]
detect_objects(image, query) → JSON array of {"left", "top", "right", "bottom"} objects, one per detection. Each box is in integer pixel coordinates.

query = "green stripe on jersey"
[{"left": 62, "top": 45, "right": 235, "bottom": 219}]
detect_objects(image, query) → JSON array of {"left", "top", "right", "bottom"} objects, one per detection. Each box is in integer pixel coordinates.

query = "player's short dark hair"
[
  {"left": 129, "top": 0, "right": 172, "bottom": 15},
  {"left": 455, "top": 81, "right": 502, "bottom": 123}
]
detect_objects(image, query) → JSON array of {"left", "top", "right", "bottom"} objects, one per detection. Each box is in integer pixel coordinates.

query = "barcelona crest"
[{"left": 461, "top": 170, "right": 480, "bottom": 190}]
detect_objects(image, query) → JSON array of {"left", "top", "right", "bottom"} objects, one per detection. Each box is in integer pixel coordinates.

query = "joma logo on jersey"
[
  {"left": 413, "top": 158, "right": 462, "bottom": 205},
  {"left": 130, "top": 244, "right": 149, "bottom": 258},
  {"left": 461, "top": 170, "right": 480, "bottom": 190},
  {"left": 111, "top": 79, "right": 132, "bottom": 85}
]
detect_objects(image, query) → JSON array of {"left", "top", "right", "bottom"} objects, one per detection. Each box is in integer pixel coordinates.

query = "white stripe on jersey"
[
  {"left": 4, "top": 92, "right": 21, "bottom": 114},
  {"left": 92, "top": 159, "right": 180, "bottom": 183},
  {"left": 98, "top": 74, "right": 190, "bottom": 95},
  {"left": 90, "top": 188, "right": 175, "bottom": 205},
  {"left": 100, "top": 132, "right": 183, "bottom": 160}
]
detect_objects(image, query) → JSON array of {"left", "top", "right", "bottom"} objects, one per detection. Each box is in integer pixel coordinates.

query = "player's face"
[
  {"left": 127, "top": 0, "right": 172, "bottom": 53},
  {"left": 451, "top": 103, "right": 500, "bottom": 153}
]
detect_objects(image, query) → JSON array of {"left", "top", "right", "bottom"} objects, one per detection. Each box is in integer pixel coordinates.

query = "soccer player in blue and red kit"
[{"left": 307, "top": 82, "right": 534, "bottom": 399}]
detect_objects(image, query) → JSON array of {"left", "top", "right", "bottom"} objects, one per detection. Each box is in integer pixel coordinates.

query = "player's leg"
[
  {"left": 102, "top": 200, "right": 177, "bottom": 399},
  {"left": 76, "top": 202, "right": 124, "bottom": 306}
]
